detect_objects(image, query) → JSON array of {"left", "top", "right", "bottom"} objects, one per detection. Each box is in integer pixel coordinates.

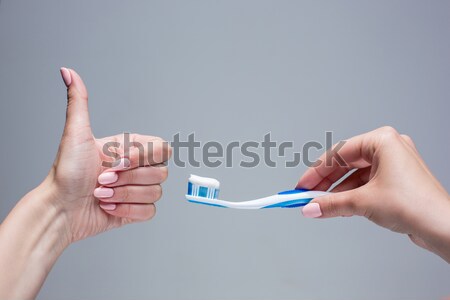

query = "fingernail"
[
  {"left": 94, "top": 187, "right": 114, "bottom": 198},
  {"left": 302, "top": 203, "right": 322, "bottom": 218},
  {"left": 60, "top": 67, "right": 72, "bottom": 87},
  {"left": 111, "top": 158, "right": 131, "bottom": 170},
  {"left": 99, "top": 203, "right": 117, "bottom": 211},
  {"left": 98, "top": 172, "right": 118, "bottom": 185}
]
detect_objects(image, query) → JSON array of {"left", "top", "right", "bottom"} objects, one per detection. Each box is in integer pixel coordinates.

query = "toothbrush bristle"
[
  {"left": 187, "top": 182, "right": 219, "bottom": 199},
  {"left": 187, "top": 175, "right": 220, "bottom": 199}
]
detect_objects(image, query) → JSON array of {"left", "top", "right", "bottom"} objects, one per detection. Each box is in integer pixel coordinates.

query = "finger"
[
  {"left": 296, "top": 126, "right": 400, "bottom": 189},
  {"left": 98, "top": 165, "right": 168, "bottom": 187},
  {"left": 400, "top": 134, "right": 419, "bottom": 154},
  {"left": 310, "top": 166, "right": 353, "bottom": 191},
  {"left": 99, "top": 202, "right": 156, "bottom": 221},
  {"left": 97, "top": 134, "right": 171, "bottom": 170},
  {"left": 399, "top": 134, "right": 436, "bottom": 179},
  {"left": 125, "top": 134, "right": 172, "bottom": 168},
  {"left": 400, "top": 134, "right": 414, "bottom": 147},
  {"left": 296, "top": 136, "right": 371, "bottom": 190},
  {"left": 330, "top": 167, "right": 371, "bottom": 193},
  {"left": 301, "top": 189, "right": 367, "bottom": 218},
  {"left": 94, "top": 184, "right": 162, "bottom": 203},
  {"left": 99, "top": 157, "right": 132, "bottom": 174},
  {"left": 60, "top": 68, "right": 91, "bottom": 137}
]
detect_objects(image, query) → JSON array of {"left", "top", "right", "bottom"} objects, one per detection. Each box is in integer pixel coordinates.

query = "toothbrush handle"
[
  {"left": 269, "top": 189, "right": 329, "bottom": 208},
  {"left": 262, "top": 197, "right": 312, "bottom": 208}
]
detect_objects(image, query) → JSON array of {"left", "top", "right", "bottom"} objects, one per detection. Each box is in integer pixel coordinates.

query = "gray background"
[{"left": 1, "top": 0, "right": 449, "bottom": 299}]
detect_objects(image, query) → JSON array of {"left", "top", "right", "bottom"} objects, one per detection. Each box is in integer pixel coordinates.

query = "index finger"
[
  {"left": 124, "top": 134, "right": 172, "bottom": 169},
  {"left": 296, "top": 129, "right": 380, "bottom": 190},
  {"left": 99, "top": 134, "right": 172, "bottom": 172}
]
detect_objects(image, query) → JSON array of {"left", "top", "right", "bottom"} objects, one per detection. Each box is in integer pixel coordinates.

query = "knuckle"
[
  {"left": 130, "top": 133, "right": 141, "bottom": 142},
  {"left": 153, "top": 140, "right": 170, "bottom": 163},
  {"left": 122, "top": 186, "right": 130, "bottom": 201},
  {"left": 340, "top": 197, "right": 356, "bottom": 215},
  {"left": 166, "top": 143, "right": 173, "bottom": 160},
  {"left": 379, "top": 125, "right": 397, "bottom": 134},
  {"left": 67, "top": 88, "right": 88, "bottom": 102},
  {"left": 378, "top": 126, "right": 399, "bottom": 138},
  {"left": 153, "top": 143, "right": 164, "bottom": 162},
  {"left": 376, "top": 126, "right": 401, "bottom": 144},
  {"left": 153, "top": 185, "right": 163, "bottom": 201},
  {"left": 325, "top": 193, "right": 356, "bottom": 217},
  {"left": 146, "top": 204, "right": 156, "bottom": 221},
  {"left": 124, "top": 204, "right": 132, "bottom": 219},
  {"left": 400, "top": 134, "right": 411, "bottom": 140},
  {"left": 325, "top": 194, "right": 338, "bottom": 216},
  {"left": 150, "top": 136, "right": 164, "bottom": 142},
  {"left": 362, "top": 202, "right": 374, "bottom": 220},
  {"left": 400, "top": 134, "right": 415, "bottom": 146},
  {"left": 128, "top": 169, "right": 135, "bottom": 184},
  {"left": 158, "top": 166, "right": 169, "bottom": 182},
  {"left": 67, "top": 89, "right": 77, "bottom": 102}
]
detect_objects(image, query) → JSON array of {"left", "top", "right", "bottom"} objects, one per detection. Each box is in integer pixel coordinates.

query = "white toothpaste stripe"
[{"left": 189, "top": 174, "right": 220, "bottom": 189}]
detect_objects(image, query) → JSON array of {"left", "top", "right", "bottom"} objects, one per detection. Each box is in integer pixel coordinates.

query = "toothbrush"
[{"left": 185, "top": 174, "right": 329, "bottom": 209}]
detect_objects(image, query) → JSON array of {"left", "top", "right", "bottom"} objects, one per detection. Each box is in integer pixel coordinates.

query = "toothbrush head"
[{"left": 187, "top": 174, "right": 220, "bottom": 199}]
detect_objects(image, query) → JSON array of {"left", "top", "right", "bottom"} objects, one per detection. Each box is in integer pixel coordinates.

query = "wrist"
[
  {"left": 0, "top": 174, "right": 71, "bottom": 299},
  {"left": 26, "top": 176, "right": 72, "bottom": 256},
  {"left": 417, "top": 192, "right": 450, "bottom": 263}
]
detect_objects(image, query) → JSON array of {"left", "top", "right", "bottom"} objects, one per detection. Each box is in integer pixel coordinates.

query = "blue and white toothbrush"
[{"left": 185, "top": 174, "right": 329, "bottom": 209}]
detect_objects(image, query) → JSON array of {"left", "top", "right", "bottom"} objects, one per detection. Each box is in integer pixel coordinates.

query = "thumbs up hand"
[
  {"left": 0, "top": 68, "right": 171, "bottom": 299},
  {"left": 53, "top": 68, "right": 171, "bottom": 242}
]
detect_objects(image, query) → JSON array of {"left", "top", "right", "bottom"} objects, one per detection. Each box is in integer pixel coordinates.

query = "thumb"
[
  {"left": 301, "top": 189, "right": 365, "bottom": 218},
  {"left": 60, "top": 68, "right": 91, "bottom": 136}
]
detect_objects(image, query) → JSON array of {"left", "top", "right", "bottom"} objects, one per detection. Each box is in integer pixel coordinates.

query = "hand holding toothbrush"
[{"left": 297, "top": 126, "right": 450, "bottom": 262}]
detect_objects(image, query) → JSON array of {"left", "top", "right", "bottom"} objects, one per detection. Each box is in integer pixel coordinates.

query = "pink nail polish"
[
  {"left": 99, "top": 203, "right": 117, "bottom": 211},
  {"left": 98, "top": 172, "right": 118, "bottom": 185},
  {"left": 302, "top": 203, "right": 322, "bottom": 218},
  {"left": 60, "top": 67, "right": 72, "bottom": 87},
  {"left": 94, "top": 187, "right": 114, "bottom": 198}
]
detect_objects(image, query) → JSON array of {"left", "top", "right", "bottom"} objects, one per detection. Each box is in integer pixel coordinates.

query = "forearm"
[{"left": 0, "top": 178, "right": 70, "bottom": 300}]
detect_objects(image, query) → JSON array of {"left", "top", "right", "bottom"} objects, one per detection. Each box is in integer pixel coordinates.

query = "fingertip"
[
  {"left": 60, "top": 67, "right": 72, "bottom": 87},
  {"left": 99, "top": 202, "right": 117, "bottom": 211},
  {"left": 94, "top": 187, "right": 114, "bottom": 198},
  {"left": 302, "top": 202, "right": 322, "bottom": 218},
  {"left": 98, "top": 172, "right": 118, "bottom": 185},
  {"left": 296, "top": 166, "right": 326, "bottom": 190},
  {"left": 65, "top": 68, "right": 89, "bottom": 99},
  {"left": 296, "top": 177, "right": 315, "bottom": 190}
]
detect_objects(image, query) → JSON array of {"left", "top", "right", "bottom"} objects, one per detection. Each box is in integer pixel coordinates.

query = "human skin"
[
  {"left": 0, "top": 68, "right": 171, "bottom": 299},
  {"left": 297, "top": 126, "right": 450, "bottom": 262}
]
